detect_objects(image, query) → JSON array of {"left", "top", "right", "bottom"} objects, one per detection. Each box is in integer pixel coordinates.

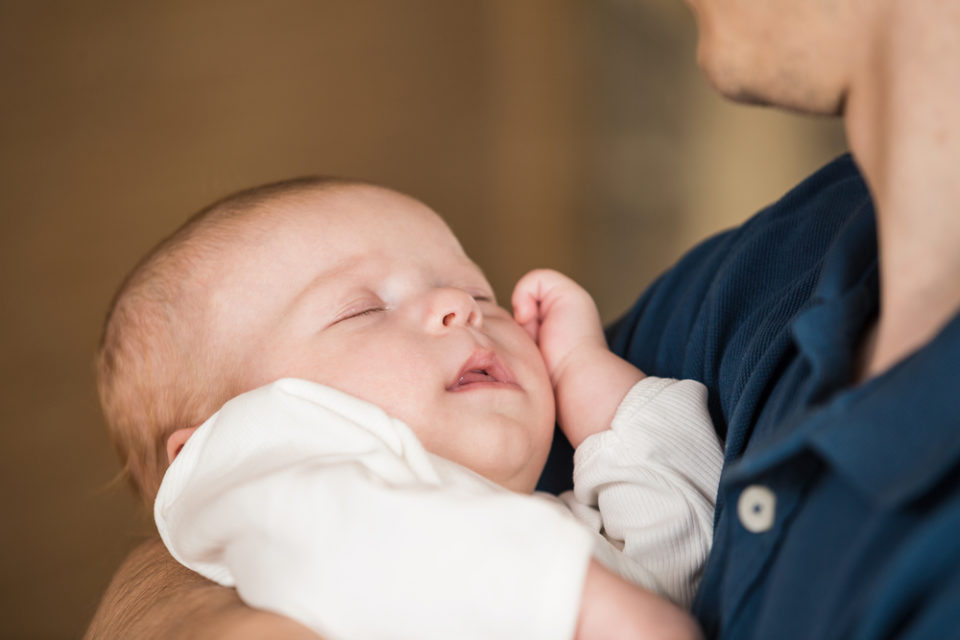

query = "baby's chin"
[{"left": 466, "top": 447, "right": 550, "bottom": 495}]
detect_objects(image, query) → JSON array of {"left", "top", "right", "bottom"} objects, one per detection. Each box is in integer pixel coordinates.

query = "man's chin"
[{"left": 700, "top": 59, "right": 844, "bottom": 116}]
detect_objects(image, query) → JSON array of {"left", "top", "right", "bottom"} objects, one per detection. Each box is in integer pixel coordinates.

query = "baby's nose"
[{"left": 427, "top": 288, "right": 482, "bottom": 331}]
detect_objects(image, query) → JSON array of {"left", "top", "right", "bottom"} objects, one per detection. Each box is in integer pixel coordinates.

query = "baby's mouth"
[
  {"left": 455, "top": 369, "right": 499, "bottom": 385},
  {"left": 446, "top": 350, "right": 518, "bottom": 391}
]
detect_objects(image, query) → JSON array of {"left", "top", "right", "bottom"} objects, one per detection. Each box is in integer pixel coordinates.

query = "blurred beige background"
[{"left": 0, "top": 1, "right": 846, "bottom": 637}]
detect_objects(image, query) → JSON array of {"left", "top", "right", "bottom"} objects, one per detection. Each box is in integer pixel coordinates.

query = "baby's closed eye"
[
  {"left": 344, "top": 307, "right": 385, "bottom": 320},
  {"left": 331, "top": 301, "right": 387, "bottom": 325}
]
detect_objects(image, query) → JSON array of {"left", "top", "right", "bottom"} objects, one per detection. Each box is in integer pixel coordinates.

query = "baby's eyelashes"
[
  {"left": 331, "top": 303, "right": 387, "bottom": 325},
  {"left": 345, "top": 307, "right": 385, "bottom": 320}
]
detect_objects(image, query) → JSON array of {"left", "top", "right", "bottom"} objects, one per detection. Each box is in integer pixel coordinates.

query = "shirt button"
[{"left": 737, "top": 485, "right": 776, "bottom": 533}]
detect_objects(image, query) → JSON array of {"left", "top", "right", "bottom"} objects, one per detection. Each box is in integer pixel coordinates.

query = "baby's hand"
[
  {"left": 576, "top": 560, "right": 703, "bottom": 640},
  {"left": 512, "top": 269, "right": 645, "bottom": 447},
  {"left": 511, "top": 269, "right": 607, "bottom": 381}
]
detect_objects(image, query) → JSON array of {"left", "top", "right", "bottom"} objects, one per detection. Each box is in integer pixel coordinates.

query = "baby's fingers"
[
  {"left": 513, "top": 269, "right": 567, "bottom": 307},
  {"left": 511, "top": 271, "right": 545, "bottom": 342}
]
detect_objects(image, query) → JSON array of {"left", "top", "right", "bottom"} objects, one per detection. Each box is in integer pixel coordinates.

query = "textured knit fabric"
[
  {"left": 589, "top": 153, "right": 960, "bottom": 639},
  {"left": 563, "top": 376, "right": 721, "bottom": 606},
  {"left": 155, "top": 376, "right": 721, "bottom": 639}
]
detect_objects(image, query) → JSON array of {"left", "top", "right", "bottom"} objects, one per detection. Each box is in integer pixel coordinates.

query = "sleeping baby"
[{"left": 96, "top": 177, "right": 721, "bottom": 639}]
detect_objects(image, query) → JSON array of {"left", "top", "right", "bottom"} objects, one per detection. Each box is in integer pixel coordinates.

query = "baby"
[{"left": 96, "top": 177, "right": 721, "bottom": 639}]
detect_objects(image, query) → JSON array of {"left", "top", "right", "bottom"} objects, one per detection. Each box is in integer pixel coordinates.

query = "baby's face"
[{"left": 209, "top": 185, "right": 555, "bottom": 493}]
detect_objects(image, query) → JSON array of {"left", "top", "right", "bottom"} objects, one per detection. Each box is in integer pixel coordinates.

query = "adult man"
[
  {"left": 86, "top": 0, "right": 960, "bottom": 637},
  {"left": 599, "top": 0, "right": 960, "bottom": 636}
]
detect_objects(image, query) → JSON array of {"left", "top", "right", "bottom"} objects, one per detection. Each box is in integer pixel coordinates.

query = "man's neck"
[{"left": 844, "top": 1, "right": 960, "bottom": 381}]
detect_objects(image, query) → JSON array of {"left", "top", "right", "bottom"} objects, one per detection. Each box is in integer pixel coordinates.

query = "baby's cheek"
[
  {"left": 516, "top": 332, "right": 549, "bottom": 375},
  {"left": 513, "top": 336, "right": 555, "bottom": 406},
  {"left": 494, "top": 314, "right": 536, "bottom": 347}
]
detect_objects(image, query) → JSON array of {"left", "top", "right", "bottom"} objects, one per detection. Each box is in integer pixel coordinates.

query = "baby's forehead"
[
  {"left": 242, "top": 183, "right": 449, "bottom": 237},
  {"left": 206, "top": 183, "right": 473, "bottom": 283},
  {"left": 187, "top": 182, "right": 494, "bottom": 363}
]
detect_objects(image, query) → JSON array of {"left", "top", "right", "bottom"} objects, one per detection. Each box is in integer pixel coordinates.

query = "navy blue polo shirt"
[{"left": 542, "top": 154, "right": 960, "bottom": 638}]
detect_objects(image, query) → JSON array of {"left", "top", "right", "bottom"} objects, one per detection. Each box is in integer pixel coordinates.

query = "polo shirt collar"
[
  {"left": 732, "top": 199, "right": 960, "bottom": 508},
  {"left": 789, "top": 201, "right": 879, "bottom": 399},
  {"left": 807, "top": 313, "right": 960, "bottom": 507}
]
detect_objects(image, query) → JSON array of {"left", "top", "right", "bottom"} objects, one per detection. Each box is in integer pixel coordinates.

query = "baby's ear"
[{"left": 166, "top": 426, "right": 199, "bottom": 463}]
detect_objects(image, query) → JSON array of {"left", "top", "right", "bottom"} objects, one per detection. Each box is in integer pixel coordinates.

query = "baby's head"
[{"left": 97, "top": 178, "right": 556, "bottom": 503}]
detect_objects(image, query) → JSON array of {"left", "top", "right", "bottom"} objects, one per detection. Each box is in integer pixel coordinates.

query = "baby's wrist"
[
  {"left": 555, "top": 348, "right": 645, "bottom": 448},
  {"left": 549, "top": 341, "right": 607, "bottom": 386}
]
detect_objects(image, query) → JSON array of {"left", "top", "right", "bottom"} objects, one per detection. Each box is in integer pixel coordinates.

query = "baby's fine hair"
[{"left": 96, "top": 175, "right": 356, "bottom": 503}]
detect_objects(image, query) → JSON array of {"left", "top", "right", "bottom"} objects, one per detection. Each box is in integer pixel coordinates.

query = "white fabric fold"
[
  {"left": 155, "top": 376, "right": 722, "bottom": 638},
  {"left": 156, "top": 379, "right": 593, "bottom": 640}
]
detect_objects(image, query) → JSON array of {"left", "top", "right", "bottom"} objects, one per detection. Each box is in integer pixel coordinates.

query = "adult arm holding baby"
[
  {"left": 85, "top": 539, "right": 698, "bottom": 640},
  {"left": 83, "top": 536, "right": 322, "bottom": 639}
]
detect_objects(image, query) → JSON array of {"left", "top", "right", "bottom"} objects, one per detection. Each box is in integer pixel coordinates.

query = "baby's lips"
[
  {"left": 446, "top": 348, "right": 517, "bottom": 390},
  {"left": 454, "top": 369, "right": 498, "bottom": 385}
]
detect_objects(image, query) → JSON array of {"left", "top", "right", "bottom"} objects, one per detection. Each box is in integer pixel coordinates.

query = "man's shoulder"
[
  {"left": 683, "top": 153, "right": 867, "bottom": 284},
  {"left": 611, "top": 153, "right": 868, "bottom": 356},
  {"left": 608, "top": 153, "right": 872, "bottom": 433}
]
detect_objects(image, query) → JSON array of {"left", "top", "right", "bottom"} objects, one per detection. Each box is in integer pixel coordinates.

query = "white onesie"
[{"left": 155, "top": 376, "right": 722, "bottom": 640}]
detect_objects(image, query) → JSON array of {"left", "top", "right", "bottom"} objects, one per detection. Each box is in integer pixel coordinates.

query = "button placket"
[{"left": 716, "top": 457, "right": 821, "bottom": 637}]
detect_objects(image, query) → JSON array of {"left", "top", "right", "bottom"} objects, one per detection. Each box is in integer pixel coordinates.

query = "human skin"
[
  {"left": 90, "top": 184, "right": 698, "bottom": 639},
  {"left": 83, "top": 539, "right": 700, "bottom": 640},
  {"left": 83, "top": 537, "right": 322, "bottom": 640},
  {"left": 513, "top": 268, "right": 646, "bottom": 448},
  {"left": 165, "top": 184, "right": 649, "bottom": 492},
  {"left": 167, "top": 184, "right": 558, "bottom": 494},
  {"left": 169, "top": 188, "right": 648, "bottom": 489},
  {"left": 686, "top": 0, "right": 960, "bottom": 381}
]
